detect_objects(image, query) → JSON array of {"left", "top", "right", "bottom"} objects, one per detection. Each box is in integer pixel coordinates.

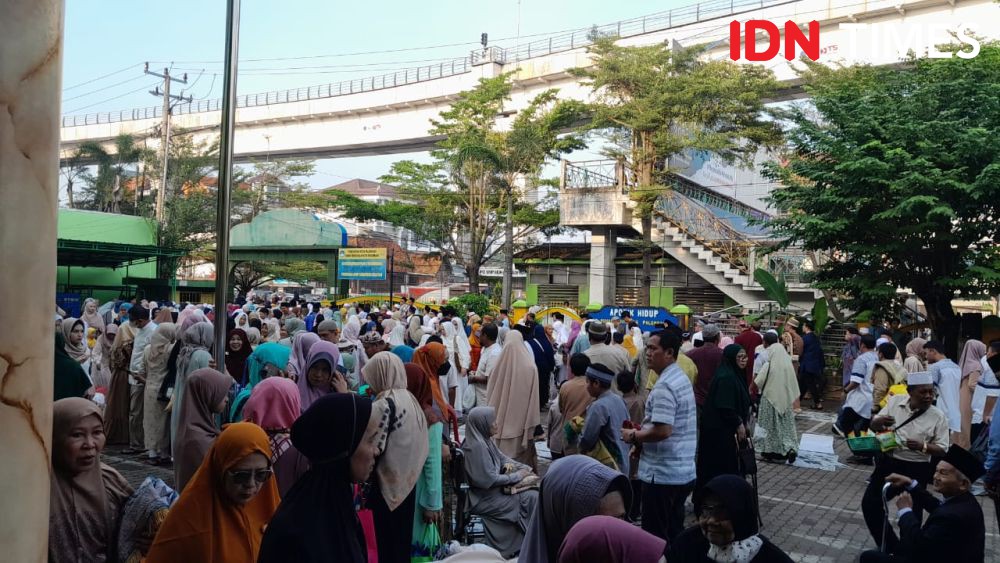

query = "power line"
[
  {"left": 63, "top": 63, "right": 142, "bottom": 91},
  {"left": 64, "top": 81, "right": 160, "bottom": 114},
  {"left": 62, "top": 75, "right": 147, "bottom": 103}
]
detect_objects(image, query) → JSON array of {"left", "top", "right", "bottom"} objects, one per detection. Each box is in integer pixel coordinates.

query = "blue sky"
[{"left": 63, "top": 0, "right": 693, "bottom": 186}]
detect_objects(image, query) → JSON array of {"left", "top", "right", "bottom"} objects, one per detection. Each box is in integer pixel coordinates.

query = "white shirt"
[
  {"left": 930, "top": 358, "right": 963, "bottom": 432},
  {"left": 845, "top": 351, "right": 877, "bottom": 415},
  {"left": 972, "top": 355, "right": 1000, "bottom": 424},
  {"left": 128, "top": 321, "right": 157, "bottom": 383},
  {"left": 477, "top": 343, "right": 502, "bottom": 381},
  {"left": 552, "top": 320, "right": 566, "bottom": 347}
]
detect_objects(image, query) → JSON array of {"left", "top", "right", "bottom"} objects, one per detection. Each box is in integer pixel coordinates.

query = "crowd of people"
[{"left": 48, "top": 295, "right": 998, "bottom": 562}]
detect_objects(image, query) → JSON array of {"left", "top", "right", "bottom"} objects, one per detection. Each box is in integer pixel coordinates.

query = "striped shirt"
[{"left": 638, "top": 362, "right": 697, "bottom": 485}]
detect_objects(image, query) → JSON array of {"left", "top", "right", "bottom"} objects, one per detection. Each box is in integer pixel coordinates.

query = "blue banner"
[
  {"left": 56, "top": 293, "right": 83, "bottom": 318},
  {"left": 337, "top": 259, "right": 387, "bottom": 280},
  {"left": 589, "top": 306, "right": 678, "bottom": 332}
]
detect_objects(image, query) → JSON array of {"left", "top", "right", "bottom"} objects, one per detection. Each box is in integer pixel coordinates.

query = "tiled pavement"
[{"left": 106, "top": 406, "right": 1000, "bottom": 562}]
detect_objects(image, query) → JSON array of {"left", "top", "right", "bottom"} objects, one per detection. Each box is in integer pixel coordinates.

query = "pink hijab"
[
  {"left": 243, "top": 377, "right": 301, "bottom": 432},
  {"left": 298, "top": 341, "right": 341, "bottom": 410},
  {"left": 557, "top": 516, "right": 665, "bottom": 563}
]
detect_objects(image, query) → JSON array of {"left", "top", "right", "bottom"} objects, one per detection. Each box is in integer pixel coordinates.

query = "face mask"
[{"left": 437, "top": 361, "right": 452, "bottom": 376}]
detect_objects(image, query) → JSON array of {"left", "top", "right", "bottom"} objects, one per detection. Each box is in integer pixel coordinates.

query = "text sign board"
[
  {"left": 590, "top": 306, "right": 678, "bottom": 333},
  {"left": 338, "top": 248, "right": 387, "bottom": 280}
]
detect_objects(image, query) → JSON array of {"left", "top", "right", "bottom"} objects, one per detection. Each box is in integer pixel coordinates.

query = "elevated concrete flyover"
[{"left": 60, "top": 0, "right": 997, "bottom": 165}]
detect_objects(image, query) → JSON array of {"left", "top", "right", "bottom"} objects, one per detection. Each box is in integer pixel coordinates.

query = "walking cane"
[{"left": 880, "top": 482, "right": 892, "bottom": 553}]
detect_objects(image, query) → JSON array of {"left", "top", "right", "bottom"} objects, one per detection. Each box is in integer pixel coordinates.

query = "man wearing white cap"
[{"left": 861, "top": 370, "right": 950, "bottom": 553}]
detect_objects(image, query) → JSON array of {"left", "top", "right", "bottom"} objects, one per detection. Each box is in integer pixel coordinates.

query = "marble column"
[
  {"left": 588, "top": 226, "right": 617, "bottom": 307},
  {"left": 0, "top": 1, "right": 64, "bottom": 561}
]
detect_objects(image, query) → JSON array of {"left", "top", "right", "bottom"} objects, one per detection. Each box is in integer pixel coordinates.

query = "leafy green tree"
[
  {"left": 764, "top": 42, "right": 1000, "bottom": 357},
  {"left": 574, "top": 38, "right": 783, "bottom": 305},
  {"left": 381, "top": 75, "right": 585, "bottom": 296}
]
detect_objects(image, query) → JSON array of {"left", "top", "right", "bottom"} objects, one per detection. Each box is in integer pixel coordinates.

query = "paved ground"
[{"left": 106, "top": 405, "right": 1000, "bottom": 562}]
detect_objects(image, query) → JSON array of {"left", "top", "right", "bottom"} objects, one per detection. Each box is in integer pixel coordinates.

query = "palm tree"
[
  {"left": 59, "top": 151, "right": 87, "bottom": 209},
  {"left": 77, "top": 134, "right": 153, "bottom": 214}
]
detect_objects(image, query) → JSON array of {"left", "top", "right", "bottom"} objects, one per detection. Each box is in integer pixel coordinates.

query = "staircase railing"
[{"left": 655, "top": 191, "right": 757, "bottom": 273}]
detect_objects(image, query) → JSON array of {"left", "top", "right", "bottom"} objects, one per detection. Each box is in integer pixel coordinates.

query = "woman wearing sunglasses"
[{"left": 146, "top": 422, "right": 281, "bottom": 563}]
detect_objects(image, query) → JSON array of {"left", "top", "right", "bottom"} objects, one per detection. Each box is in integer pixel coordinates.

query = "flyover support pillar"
[
  {"left": 588, "top": 226, "right": 617, "bottom": 307},
  {"left": 0, "top": 0, "right": 64, "bottom": 560}
]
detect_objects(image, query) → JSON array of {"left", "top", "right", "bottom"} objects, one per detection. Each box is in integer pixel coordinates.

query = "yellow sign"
[{"left": 339, "top": 248, "right": 387, "bottom": 259}]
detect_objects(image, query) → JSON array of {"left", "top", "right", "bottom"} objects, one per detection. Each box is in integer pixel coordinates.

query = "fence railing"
[
  {"left": 562, "top": 159, "right": 623, "bottom": 191},
  {"left": 62, "top": 0, "right": 791, "bottom": 127}
]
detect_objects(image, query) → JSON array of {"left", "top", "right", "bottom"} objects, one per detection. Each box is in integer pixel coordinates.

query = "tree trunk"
[
  {"left": 640, "top": 212, "right": 652, "bottom": 306},
  {"left": 66, "top": 177, "right": 75, "bottom": 208},
  {"left": 919, "top": 288, "right": 960, "bottom": 360},
  {"left": 467, "top": 265, "right": 480, "bottom": 296}
]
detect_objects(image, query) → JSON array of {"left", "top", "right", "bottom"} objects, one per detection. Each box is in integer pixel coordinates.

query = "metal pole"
[
  {"left": 213, "top": 0, "right": 241, "bottom": 368},
  {"left": 156, "top": 70, "right": 171, "bottom": 223}
]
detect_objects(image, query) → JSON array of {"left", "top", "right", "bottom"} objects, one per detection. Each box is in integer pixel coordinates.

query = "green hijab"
[{"left": 230, "top": 342, "right": 291, "bottom": 422}]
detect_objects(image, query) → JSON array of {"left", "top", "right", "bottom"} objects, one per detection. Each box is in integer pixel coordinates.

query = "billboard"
[{"left": 337, "top": 248, "right": 387, "bottom": 280}]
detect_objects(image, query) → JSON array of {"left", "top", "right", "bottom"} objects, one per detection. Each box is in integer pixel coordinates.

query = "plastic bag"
[{"left": 411, "top": 522, "right": 441, "bottom": 562}]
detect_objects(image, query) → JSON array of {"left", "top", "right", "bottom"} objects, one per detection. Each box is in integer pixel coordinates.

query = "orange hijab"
[
  {"left": 412, "top": 342, "right": 453, "bottom": 422},
  {"left": 146, "top": 422, "right": 281, "bottom": 563}
]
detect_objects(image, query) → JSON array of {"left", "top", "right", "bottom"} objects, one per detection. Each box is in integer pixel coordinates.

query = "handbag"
[
  {"left": 462, "top": 380, "right": 478, "bottom": 411},
  {"left": 737, "top": 437, "right": 758, "bottom": 476},
  {"left": 354, "top": 485, "right": 379, "bottom": 563}
]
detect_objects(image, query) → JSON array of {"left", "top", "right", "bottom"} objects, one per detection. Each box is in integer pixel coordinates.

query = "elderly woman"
[
  {"left": 519, "top": 455, "right": 632, "bottom": 563},
  {"left": 146, "top": 423, "right": 281, "bottom": 563},
  {"left": 173, "top": 368, "right": 235, "bottom": 492},
  {"left": 258, "top": 393, "right": 380, "bottom": 562},
  {"left": 49, "top": 398, "right": 134, "bottom": 563},
  {"left": 243, "top": 377, "right": 309, "bottom": 496},
  {"left": 464, "top": 406, "right": 540, "bottom": 558},
  {"left": 170, "top": 322, "right": 214, "bottom": 444},
  {"left": 754, "top": 332, "right": 801, "bottom": 464},
  {"left": 669, "top": 475, "right": 793, "bottom": 562},
  {"left": 363, "top": 352, "right": 429, "bottom": 562}
]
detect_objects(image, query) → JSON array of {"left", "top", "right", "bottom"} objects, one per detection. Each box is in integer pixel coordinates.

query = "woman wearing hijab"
[
  {"left": 364, "top": 353, "right": 430, "bottom": 562},
  {"left": 463, "top": 407, "right": 539, "bottom": 558},
  {"left": 958, "top": 339, "right": 987, "bottom": 448},
  {"left": 487, "top": 330, "right": 541, "bottom": 469},
  {"left": 903, "top": 336, "right": 927, "bottom": 374},
  {"left": 224, "top": 328, "right": 252, "bottom": 383},
  {"left": 143, "top": 323, "right": 178, "bottom": 465},
  {"left": 245, "top": 326, "right": 262, "bottom": 349},
  {"left": 406, "top": 363, "right": 445, "bottom": 553},
  {"left": 406, "top": 315, "right": 424, "bottom": 347},
  {"left": 81, "top": 297, "right": 106, "bottom": 334},
  {"left": 340, "top": 315, "right": 367, "bottom": 386},
  {"left": 286, "top": 331, "right": 321, "bottom": 382},
  {"left": 258, "top": 393, "right": 380, "bottom": 563},
  {"left": 90, "top": 323, "right": 117, "bottom": 390},
  {"left": 753, "top": 333, "right": 800, "bottom": 463},
  {"left": 557, "top": 516, "right": 666, "bottom": 563},
  {"left": 54, "top": 330, "right": 94, "bottom": 401},
  {"left": 105, "top": 322, "right": 136, "bottom": 444},
  {"left": 48, "top": 398, "right": 134, "bottom": 563},
  {"left": 668, "top": 475, "right": 793, "bottom": 562},
  {"left": 299, "top": 341, "right": 347, "bottom": 410},
  {"left": 519, "top": 455, "right": 632, "bottom": 563},
  {"left": 173, "top": 368, "right": 235, "bottom": 492},
  {"left": 469, "top": 322, "right": 483, "bottom": 372},
  {"left": 280, "top": 317, "right": 307, "bottom": 347},
  {"left": 262, "top": 318, "right": 281, "bottom": 343},
  {"left": 62, "top": 318, "right": 91, "bottom": 368},
  {"left": 697, "top": 344, "right": 753, "bottom": 493},
  {"left": 243, "top": 377, "right": 309, "bottom": 496},
  {"left": 170, "top": 322, "right": 214, "bottom": 443},
  {"left": 228, "top": 341, "right": 292, "bottom": 423},
  {"left": 146, "top": 422, "right": 281, "bottom": 563},
  {"left": 413, "top": 342, "right": 456, "bottom": 425}
]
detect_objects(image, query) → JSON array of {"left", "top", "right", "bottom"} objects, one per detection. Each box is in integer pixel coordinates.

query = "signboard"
[
  {"left": 337, "top": 248, "right": 387, "bottom": 280},
  {"left": 589, "top": 306, "right": 679, "bottom": 333},
  {"left": 56, "top": 293, "right": 82, "bottom": 319},
  {"left": 478, "top": 266, "right": 526, "bottom": 278}
]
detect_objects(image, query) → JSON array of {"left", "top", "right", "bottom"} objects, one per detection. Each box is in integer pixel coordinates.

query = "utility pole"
[
  {"left": 146, "top": 63, "right": 191, "bottom": 223},
  {"left": 388, "top": 248, "right": 395, "bottom": 306}
]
